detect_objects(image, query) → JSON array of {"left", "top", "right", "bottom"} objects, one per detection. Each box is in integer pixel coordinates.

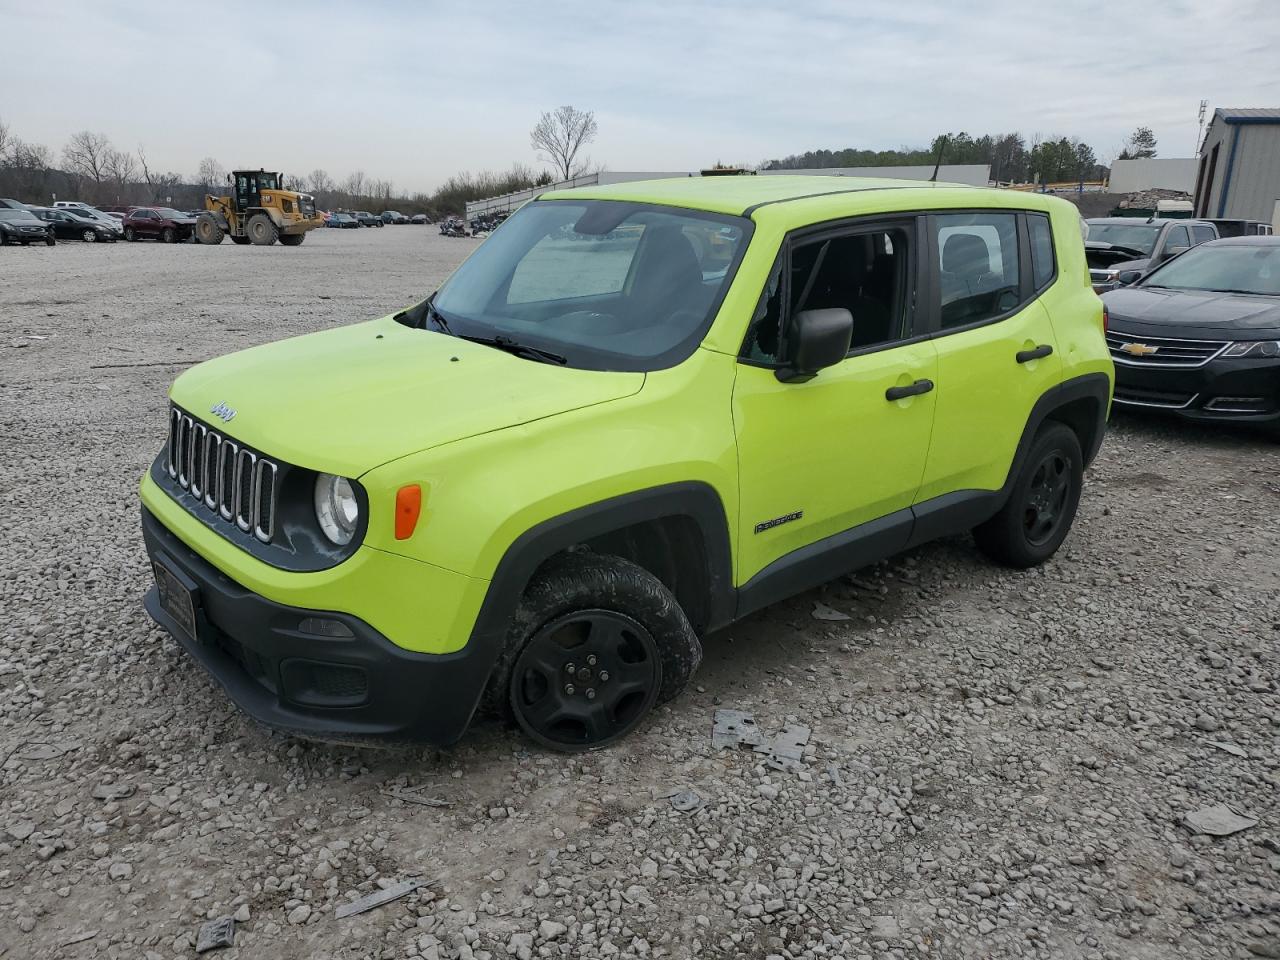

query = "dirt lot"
[{"left": 2, "top": 227, "right": 1278, "bottom": 960}]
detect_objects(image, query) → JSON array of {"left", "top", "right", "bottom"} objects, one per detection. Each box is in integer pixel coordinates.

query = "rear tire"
[
  {"left": 492, "top": 553, "right": 701, "bottom": 751},
  {"left": 246, "top": 214, "right": 277, "bottom": 246},
  {"left": 278, "top": 233, "right": 305, "bottom": 246},
  {"left": 195, "top": 215, "right": 225, "bottom": 245},
  {"left": 974, "top": 422, "right": 1083, "bottom": 568},
  {"left": 124, "top": 226, "right": 137, "bottom": 242}
]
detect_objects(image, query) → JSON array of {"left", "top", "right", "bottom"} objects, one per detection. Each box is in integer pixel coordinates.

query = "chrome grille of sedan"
[
  {"left": 1105, "top": 330, "right": 1231, "bottom": 368},
  {"left": 166, "top": 407, "right": 278, "bottom": 543}
]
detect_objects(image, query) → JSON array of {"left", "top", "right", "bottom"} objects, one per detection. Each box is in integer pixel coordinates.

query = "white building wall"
[
  {"left": 759, "top": 164, "right": 990, "bottom": 186},
  {"left": 1108, "top": 158, "right": 1199, "bottom": 195}
]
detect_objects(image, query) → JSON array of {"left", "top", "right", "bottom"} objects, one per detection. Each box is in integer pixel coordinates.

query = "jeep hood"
[{"left": 169, "top": 317, "right": 644, "bottom": 476}]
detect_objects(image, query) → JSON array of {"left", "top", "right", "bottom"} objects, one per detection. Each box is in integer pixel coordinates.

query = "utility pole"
[{"left": 1196, "top": 99, "right": 1208, "bottom": 153}]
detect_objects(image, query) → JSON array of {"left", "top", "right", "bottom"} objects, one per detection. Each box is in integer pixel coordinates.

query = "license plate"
[{"left": 153, "top": 558, "right": 197, "bottom": 641}]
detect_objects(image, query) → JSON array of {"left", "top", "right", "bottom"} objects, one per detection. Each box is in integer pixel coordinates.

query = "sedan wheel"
[
  {"left": 124, "top": 227, "right": 136, "bottom": 242},
  {"left": 83, "top": 229, "right": 97, "bottom": 243}
]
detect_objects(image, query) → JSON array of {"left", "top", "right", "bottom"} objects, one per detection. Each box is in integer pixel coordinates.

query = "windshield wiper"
[
  {"left": 394, "top": 297, "right": 452, "bottom": 333},
  {"left": 462, "top": 334, "right": 567, "bottom": 365}
]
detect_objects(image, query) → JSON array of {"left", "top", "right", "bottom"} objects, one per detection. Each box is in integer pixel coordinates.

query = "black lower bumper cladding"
[
  {"left": 140, "top": 508, "right": 492, "bottom": 745},
  {"left": 1112, "top": 357, "right": 1280, "bottom": 426}
]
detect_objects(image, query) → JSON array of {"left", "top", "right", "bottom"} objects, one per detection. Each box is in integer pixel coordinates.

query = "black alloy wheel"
[
  {"left": 510, "top": 609, "right": 661, "bottom": 750},
  {"left": 1023, "top": 450, "right": 1072, "bottom": 546}
]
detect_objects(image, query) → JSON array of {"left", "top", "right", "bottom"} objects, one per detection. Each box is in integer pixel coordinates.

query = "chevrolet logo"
[{"left": 1120, "top": 342, "right": 1160, "bottom": 357}]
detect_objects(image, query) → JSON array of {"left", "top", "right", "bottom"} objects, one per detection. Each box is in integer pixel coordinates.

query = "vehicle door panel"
[
  {"left": 915, "top": 212, "right": 1063, "bottom": 502},
  {"left": 732, "top": 215, "right": 938, "bottom": 583}
]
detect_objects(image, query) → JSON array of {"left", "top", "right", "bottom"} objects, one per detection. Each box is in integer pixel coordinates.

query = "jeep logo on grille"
[{"left": 210, "top": 401, "right": 237, "bottom": 422}]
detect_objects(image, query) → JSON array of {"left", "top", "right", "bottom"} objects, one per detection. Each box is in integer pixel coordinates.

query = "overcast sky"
[{"left": 2, "top": 0, "right": 1276, "bottom": 194}]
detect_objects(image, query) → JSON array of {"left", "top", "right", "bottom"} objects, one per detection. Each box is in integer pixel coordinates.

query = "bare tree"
[
  {"left": 195, "top": 156, "right": 225, "bottom": 192},
  {"left": 307, "top": 169, "right": 333, "bottom": 195},
  {"left": 62, "top": 131, "right": 113, "bottom": 192},
  {"left": 0, "top": 117, "right": 11, "bottom": 163},
  {"left": 103, "top": 148, "right": 138, "bottom": 202},
  {"left": 530, "top": 105, "right": 598, "bottom": 181}
]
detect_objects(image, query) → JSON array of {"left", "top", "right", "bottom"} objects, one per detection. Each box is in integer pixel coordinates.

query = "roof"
[
  {"left": 1212, "top": 107, "right": 1280, "bottom": 124},
  {"left": 1205, "top": 236, "right": 1280, "bottom": 246}
]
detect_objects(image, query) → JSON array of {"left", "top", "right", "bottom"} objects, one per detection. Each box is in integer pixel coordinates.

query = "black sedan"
[
  {"left": 1101, "top": 237, "right": 1280, "bottom": 429},
  {"left": 31, "top": 206, "right": 121, "bottom": 242},
  {"left": 0, "top": 207, "right": 56, "bottom": 245}
]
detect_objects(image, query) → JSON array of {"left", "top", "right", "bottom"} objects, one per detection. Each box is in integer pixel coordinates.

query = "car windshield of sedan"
[
  {"left": 1087, "top": 223, "right": 1161, "bottom": 255},
  {"left": 0, "top": 209, "right": 41, "bottom": 223},
  {"left": 1144, "top": 244, "right": 1280, "bottom": 296},
  {"left": 427, "top": 199, "right": 749, "bottom": 370}
]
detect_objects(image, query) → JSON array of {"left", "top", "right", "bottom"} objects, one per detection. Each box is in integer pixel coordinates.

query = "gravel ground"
[{"left": 2, "top": 227, "right": 1278, "bottom": 960}]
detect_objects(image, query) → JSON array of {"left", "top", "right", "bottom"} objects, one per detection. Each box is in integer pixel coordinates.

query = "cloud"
[{"left": 0, "top": 0, "right": 1275, "bottom": 192}]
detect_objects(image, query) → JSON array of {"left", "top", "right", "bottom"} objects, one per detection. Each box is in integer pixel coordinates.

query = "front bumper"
[
  {"left": 1112, "top": 355, "right": 1280, "bottom": 425},
  {"left": 140, "top": 504, "right": 499, "bottom": 745}
]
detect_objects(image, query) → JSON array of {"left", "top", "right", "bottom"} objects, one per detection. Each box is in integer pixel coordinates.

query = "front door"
[
  {"left": 914, "top": 210, "right": 1064, "bottom": 502},
  {"left": 235, "top": 173, "right": 259, "bottom": 212},
  {"left": 733, "top": 216, "right": 938, "bottom": 587}
]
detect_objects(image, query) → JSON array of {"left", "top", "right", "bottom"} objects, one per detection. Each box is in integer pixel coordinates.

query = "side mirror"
[
  {"left": 1161, "top": 244, "right": 1188, "bottom": 261},
  {"left": 1117, "top": 269, "right": 1142, "bottom": 286},
  {"left": 776, "top": 308, "right": 853, "bottom": 383}
]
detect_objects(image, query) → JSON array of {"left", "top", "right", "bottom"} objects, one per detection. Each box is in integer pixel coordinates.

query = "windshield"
[
  {"left": 0, "top": 209, "right": 40, "bottom": 223},
  {"left": 1087, "top": 222, "right": 1161, "bottom": 255},
  {"left": 258, "top": 173, "right": 279, "bottom": 190},
  {"left": 429, "top": 199, "right": 750, "bottom": 371},
  {"left": 1142, "top": 243, "right": 1280, "bottom": 296},
  {"left": 155, "top": 208, "right": 187, "bottom": 219}
]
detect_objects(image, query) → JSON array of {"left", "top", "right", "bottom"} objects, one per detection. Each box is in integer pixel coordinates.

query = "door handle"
[
  {"left": 885, "top": 379, "right": 934, "bottom": 401},
  {"left": 1016, "top": 344, "right": 1053, "bottom": 363}
]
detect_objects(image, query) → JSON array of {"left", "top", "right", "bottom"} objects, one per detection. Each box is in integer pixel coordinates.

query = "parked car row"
[
  {"left": 319, "top": 209, "right": 432, "bottom": 227},
  {"left": 1086, "top": 215, "right": 1274, "bottom": 293}
]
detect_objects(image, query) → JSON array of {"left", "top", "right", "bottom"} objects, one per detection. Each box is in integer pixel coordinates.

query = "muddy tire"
[
  {"left": 230, "top": 235, "right": 250, "bottom": 245},
  {"left": 491, "top": 552, "right": 701, "bottom": 751},
  {"left": 195, "top": 215, "right": 225, "bottom": 245},
  {"left": 974, "top": 422, "right": 1083, "bottom": 568},
  {"left": 246, "top": 214, "right": 277, "bottom": 246},
  {"left": 278, "top": 233, "right": 305, "bottom": 246}
]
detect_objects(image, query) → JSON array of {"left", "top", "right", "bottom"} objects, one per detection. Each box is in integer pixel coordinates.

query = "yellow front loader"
[{"left": 195, "top": 169, "right": 323, "bottom": 246}]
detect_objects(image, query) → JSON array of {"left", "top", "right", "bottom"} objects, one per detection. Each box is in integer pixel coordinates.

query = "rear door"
[
  {"left": 914, "top": 210, "right": 1063, "bottom": 503},
  {"left": 733, "top": 215, "right": 939, "bottom": 583}
]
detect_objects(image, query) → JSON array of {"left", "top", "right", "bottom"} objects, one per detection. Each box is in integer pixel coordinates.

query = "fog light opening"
[{"left": 298, "top": 617, "right": 355, "bottom": 639}]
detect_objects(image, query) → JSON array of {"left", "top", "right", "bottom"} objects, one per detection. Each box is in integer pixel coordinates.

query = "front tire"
[
  {"left": 195, "top": 215, "right": 225, "bottom": 245},
  {"left": 974, "top": 422, "right": 1083, "bottom": 568},
  {"left": 161, "top": 227, "right": 176, "bottom": 243},
  {"left": 45, "top": 236, "right": 56, "bottom": 246},
  {"left": 494, "top": 553, "right": 701, "bottom": 751},
  {"left": 124, "top": 226, "right": 137, "bottom": 242},
  {"left": 83, "top": 229, "right": 97, "bottom": 243},
  {"left": 278, "top": 233, "right": 305, "bottom": 246},
  {"left": 246, "top": 214, "right": 277, "bottom": 246}
]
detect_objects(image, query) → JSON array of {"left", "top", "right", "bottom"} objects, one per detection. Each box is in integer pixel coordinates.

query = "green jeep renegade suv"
[{"left": 140, "top": 176, "right": 1113, "bottom": 750}]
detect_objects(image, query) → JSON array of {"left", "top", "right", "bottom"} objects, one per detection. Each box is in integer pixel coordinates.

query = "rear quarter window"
[{"left": 1028, "top": 213, "right": 1056, "bottom": 290}]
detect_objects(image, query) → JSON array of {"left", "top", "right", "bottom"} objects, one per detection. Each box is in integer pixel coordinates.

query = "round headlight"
[{"left": 314, "top": 474, "right": 359, "bottom": 545}]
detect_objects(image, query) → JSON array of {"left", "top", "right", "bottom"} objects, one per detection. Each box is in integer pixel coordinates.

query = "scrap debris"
[
  {"left": 335, "top": 878, "right": 427, "bottom": 919},
  {"left": 669, "top": 789, "right": 705, "bottom": 813},
  {"left": 381, "top": 789, "right": 452, "bottom": 808},
  {"left": 754, "top": 724, "right": 812, "bottom": 773},
  {"left": 1185, "top": 804, "right": 1257, "bottom": 837},
  {"left": 811, "top": 602, "right": 851, "bottom": 622},
  {"left": 712, "top": 709, "right": 763, "bottom": 749},
  {"left": 195, "top": 917, "right": 235, "bottom": 953}
]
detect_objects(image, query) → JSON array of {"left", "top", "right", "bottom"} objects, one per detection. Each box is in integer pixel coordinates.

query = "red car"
[{"left": 122, "top": 206, "right": 197, "bottom": 243}]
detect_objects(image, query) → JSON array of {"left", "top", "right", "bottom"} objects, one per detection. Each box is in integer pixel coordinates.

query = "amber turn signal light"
[{"left": 395, "top": 484, "right": 422, "bottom": 540}]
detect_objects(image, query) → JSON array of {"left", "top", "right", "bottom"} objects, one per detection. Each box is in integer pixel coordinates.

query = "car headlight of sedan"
[
  {"left": 314, "top": 473, "right": 360, "bottom": 545},
  {"left": 1223, "top": 341, "right": 1280, "bottom": 359}
]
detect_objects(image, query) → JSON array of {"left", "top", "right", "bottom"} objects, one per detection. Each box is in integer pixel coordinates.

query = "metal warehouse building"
[{"left": 1194, "top": 107, "right": 1280, "bottom": 226}]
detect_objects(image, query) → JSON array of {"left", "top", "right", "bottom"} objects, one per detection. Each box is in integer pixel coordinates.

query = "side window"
[
  {"left": 934, "top": 212, "right": 1020, "bottom": 329},
  {"left": 1027, "top": 213, "right": 1056, "bottom": 290},
  {"left": 1190, "top": 225, "right": 1215, "bottom": 244},
  {"left": 740, "top": 256, "right": 783, "bottom": 363},
  {"left": 1166, "top": 224, "right": 1190, "bottom": 249},
  {"left": 788, "top": 225, "right": 913, "bottom": 351}
]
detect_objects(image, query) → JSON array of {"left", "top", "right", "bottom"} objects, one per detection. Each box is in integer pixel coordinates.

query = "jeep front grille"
[{"left": 166, "top": 407, "right": 278, "bottom": 543}]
